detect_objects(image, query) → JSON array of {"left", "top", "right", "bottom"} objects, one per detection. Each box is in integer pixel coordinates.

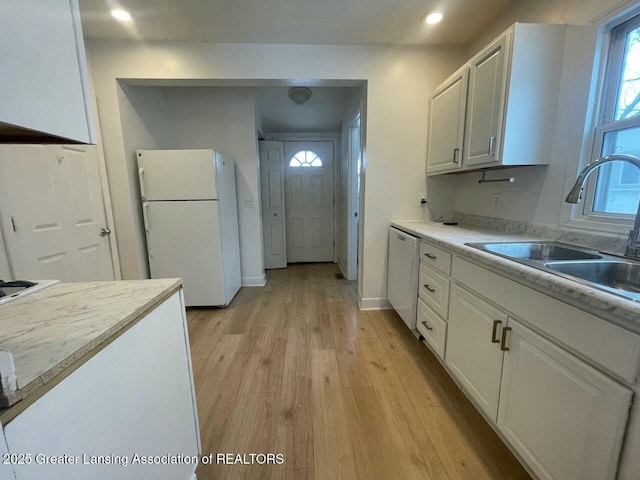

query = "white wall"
[
  {"left": 86, "top": 40, "right": 466, "bottom": 307},
  {"left": 450, "top": 0, "right": 628, "bottom": 227},
  {"left": 337, "top": 88, "right": 363, "bottom": 278},
  {"left": 160, "top": 87, "right": 265, "bottom": 286}
]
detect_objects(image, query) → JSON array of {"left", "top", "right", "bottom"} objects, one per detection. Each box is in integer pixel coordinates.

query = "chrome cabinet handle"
[
  {"left": 491, "top": 320, "right": 502, "bottom": 343},
  {"left": 501, "top": 326, "right": 512, "bottom": 352},
  {"left": 424, "top": 253, "right": 437, "bottom": 259},
  {"left": 421, "top": 321, "right": 433, "bottom": 331},
  {"left": 488, "top": 136, "right": 497, "bottom": 156},
  {"left": 423, "top": 284, "right": 436, "bottom": 293}
]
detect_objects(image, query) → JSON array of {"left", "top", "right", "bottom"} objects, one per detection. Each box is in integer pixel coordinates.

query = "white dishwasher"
[{"left": 387, "top": 226, "right": 419, "bottom": 330}]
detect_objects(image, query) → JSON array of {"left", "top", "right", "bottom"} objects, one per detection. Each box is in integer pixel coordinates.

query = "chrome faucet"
[{"left": 565, "top": 154, "right": 640, "bottom": 258}]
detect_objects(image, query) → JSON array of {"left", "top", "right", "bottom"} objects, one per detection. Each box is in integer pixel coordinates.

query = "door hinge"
[{"left": 10, "top": 216, "right": 16, "bottom": 232}]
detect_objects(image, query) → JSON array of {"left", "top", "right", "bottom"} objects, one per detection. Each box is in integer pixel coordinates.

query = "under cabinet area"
[{"left": 426, "top": 23, "right": 583, "bottom": 175}]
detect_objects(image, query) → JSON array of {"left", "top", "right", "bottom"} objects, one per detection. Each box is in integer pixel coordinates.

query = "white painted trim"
[
  {"left": 347, "top": 111, "right": 361, "bottom": 281},
  {"left": 91, "top": 95, "right": 122, "bottom": 280},
  {"left": 358, "top": 295, "right": 392, "bottom": 310},
  {"left": 242, "top": 274, "right": 266, "bottom": 287},
  {"left": 0, "top": 212, "right": 12, "bottom": 279},
  {"left": 337, "top": 259, "right": 348, "bottom": 279},
  {"left": 591, "top": 0, "right": 640, "bottom": 25},
  {"left": 269, "top": 133, "right": 340, "bottom": 264}
]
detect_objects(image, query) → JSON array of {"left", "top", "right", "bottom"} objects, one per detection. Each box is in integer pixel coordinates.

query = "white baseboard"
[
  {"left": 358, "top": 295, "right": 392, "bottom": 310},
  {"left": 242, "top": 274, "right": 266, "bottom": 287}
]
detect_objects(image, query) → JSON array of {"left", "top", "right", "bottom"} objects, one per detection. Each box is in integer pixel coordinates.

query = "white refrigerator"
[{"left": 137, "top": 149, "right": 241, "bottom": 307}]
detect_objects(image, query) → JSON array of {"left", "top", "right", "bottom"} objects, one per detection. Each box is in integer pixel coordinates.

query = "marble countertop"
[
  {"left": 392, "top": 220, "right": 640, "bottom": 334},
  {"left": 0, "top": 279, "right": 182, "bottom": 423}
]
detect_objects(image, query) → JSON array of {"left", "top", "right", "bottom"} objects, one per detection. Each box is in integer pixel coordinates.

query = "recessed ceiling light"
[
  {"left": 111, "top": 9, "right": 132, "bottom": 22},
  {"left": 425, "top": 12, "right": 443, "bottom": 24}
]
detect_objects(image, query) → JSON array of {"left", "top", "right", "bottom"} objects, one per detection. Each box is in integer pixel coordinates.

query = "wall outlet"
[
  {"left": 419, "top": 193, "right": 428, "bottom": 206},
  {"left": 492, "top": 193, "right": 502, "bottom": 211}
]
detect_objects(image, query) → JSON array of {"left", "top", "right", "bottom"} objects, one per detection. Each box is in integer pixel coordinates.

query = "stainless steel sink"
[
  {"left": 478, "top": 242, "right": 602, "bottom": 261},
  {"left": 545, "top": 261, "right": 640, "bottom": 297},
  {"left": 466, "top": 241, "right": 640, "bottom": 302}
]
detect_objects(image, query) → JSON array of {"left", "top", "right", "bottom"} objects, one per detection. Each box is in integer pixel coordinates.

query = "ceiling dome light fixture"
[
  {"left": 111, "top": 9, "right": 132, "bottom": 22},
  {"left": 425, "top": 12, "right": 443, "bottom": 24},
  {"left": 289, "top": 87, "right": 312, "bottom": 105}
]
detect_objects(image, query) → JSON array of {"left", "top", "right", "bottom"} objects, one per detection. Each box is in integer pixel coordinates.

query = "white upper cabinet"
[
  {"left": 426, "top": 66, "right": 468, "bottom": 174},
  {"left": 464, "top": 34, "right": 509, "bottom": 168},
  {"left": 427, "top": 23, "right": 570, "bottom": 175},
  {"left": 0, "top": 0, "right": 94, "bottom": 144}
]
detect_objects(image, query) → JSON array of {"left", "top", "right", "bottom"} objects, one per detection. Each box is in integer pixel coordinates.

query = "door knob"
[{"left": 100, "top": 227, "right": 112, "bottom": 237}]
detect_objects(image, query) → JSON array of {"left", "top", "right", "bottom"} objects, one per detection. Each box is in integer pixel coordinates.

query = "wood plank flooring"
[{"left": 188, "top": 264, "right": 531, "bottom": 480}]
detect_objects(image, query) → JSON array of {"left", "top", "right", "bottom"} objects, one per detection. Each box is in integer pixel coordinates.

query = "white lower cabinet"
[
  {"left": 445, "top": 279, "right": 633, "bottom": 480},
  {"left": 2, "top": 291, "right": 200, "bottom": 480},
  {"left": 445, "top": 284, "right": 507, "bottom": 421},
  {"left": 498, "top": 318, "right": 632, "bottom": 480}
]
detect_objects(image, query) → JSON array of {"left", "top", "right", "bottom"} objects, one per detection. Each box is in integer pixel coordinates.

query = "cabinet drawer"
[
  {"left": 420, "top": 242, "right": 452, "bottom": 275},
  {"left": 419, "top": 264, "right": 450, "bottom": 319},
  {"left": 417, "top": 299, "right": 447, "bottom": 359}
]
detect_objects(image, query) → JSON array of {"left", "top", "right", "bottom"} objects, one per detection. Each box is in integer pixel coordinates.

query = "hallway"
[{"left": 187, "top": 264, "right": 530, "bottom": 480}]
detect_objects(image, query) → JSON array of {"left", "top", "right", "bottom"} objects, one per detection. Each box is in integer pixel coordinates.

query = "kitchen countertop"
[
  {"left": 0, "top": 279, "right": 182, "bottom": 424},
  {"left": 392, "top": 220, "right": 640, "bottom": 334}
]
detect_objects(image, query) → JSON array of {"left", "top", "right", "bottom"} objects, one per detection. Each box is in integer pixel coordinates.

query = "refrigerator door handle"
[
  {"left": 142, "top": 203, "right": 153, "bottom": 256},
  {"left": 138, "top": 167, "right": 146, "bottom": 200}
]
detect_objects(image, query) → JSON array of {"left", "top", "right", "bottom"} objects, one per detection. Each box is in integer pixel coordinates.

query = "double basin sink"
[{"left": 466, "top": 241, "right": 640, "bottom": 302}]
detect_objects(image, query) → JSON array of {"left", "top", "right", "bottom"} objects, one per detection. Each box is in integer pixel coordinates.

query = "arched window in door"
[{"left": 289, "top": 150, "right": 323, "bottom": 167}]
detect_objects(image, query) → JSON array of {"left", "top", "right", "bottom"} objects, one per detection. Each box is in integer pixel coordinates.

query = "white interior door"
[
  {"left": 0, "top": 145, "right": 115, "bottom": 281},
  {"left": 284, "top": 141, "right": 334, "bottom": 263},
  {"left": 259, "top": 141, "right": 287, "bottom": 269}
]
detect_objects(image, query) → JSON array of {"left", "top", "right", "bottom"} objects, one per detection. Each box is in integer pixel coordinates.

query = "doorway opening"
[{"left": 257, "top": 84, "right": 365, "bottom": 281}]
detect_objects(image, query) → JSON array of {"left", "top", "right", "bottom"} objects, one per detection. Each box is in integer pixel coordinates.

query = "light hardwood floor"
[{"left": 188, "top": 263, "right": 531, "bottom": 480}]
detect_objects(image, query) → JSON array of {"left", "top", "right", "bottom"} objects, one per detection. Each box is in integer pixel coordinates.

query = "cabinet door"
[
  {"left": 0, "top": 0, "right": 92, "bottom": 143},
  {"left": 445, "top": 285, "right": 506, "bottom": 421},
  {"left": 426, "top": 66, "right": 468, "bottom": 174},
  {"left": 464, "top": 33, "right": 510, "bottom": 167},
  {"left": 498, "top": 318, "right": 632, "bottom": 480}
]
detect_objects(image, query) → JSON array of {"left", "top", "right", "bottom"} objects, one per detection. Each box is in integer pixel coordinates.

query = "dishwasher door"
[{"left": 387, "top": 227, "right": 419, "bottom": 330}]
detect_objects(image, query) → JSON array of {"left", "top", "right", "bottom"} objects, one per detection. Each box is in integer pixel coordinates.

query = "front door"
[
  {"left": 284, "top": 141, "right": 334, "bottom": 263},
  {"left": 0, "top": 145, "right": 115, "bottom": 281}
]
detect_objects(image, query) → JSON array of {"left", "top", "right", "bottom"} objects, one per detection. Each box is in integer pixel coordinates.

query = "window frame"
[
  {"left": 579, "top": 12, "right": 640, "bottom": 227},
  {"left": 288, "top": 150, "right": 323, "bottom": 168}
]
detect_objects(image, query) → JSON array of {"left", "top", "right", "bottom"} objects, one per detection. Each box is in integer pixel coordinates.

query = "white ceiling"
[
  {"left": 253, "top": 87, "right": 358, "bottom": 133},
  {"left": 79, "top": 0, "right": 516, "bottom": 46}
]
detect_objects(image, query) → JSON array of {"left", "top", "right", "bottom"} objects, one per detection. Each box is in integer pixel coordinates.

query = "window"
[
  {"left": 585, "top": 14, "right": 640, "bottom": 221},
  {"left": 289, "top": 150, "right": 323, "bottom": 167}
]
